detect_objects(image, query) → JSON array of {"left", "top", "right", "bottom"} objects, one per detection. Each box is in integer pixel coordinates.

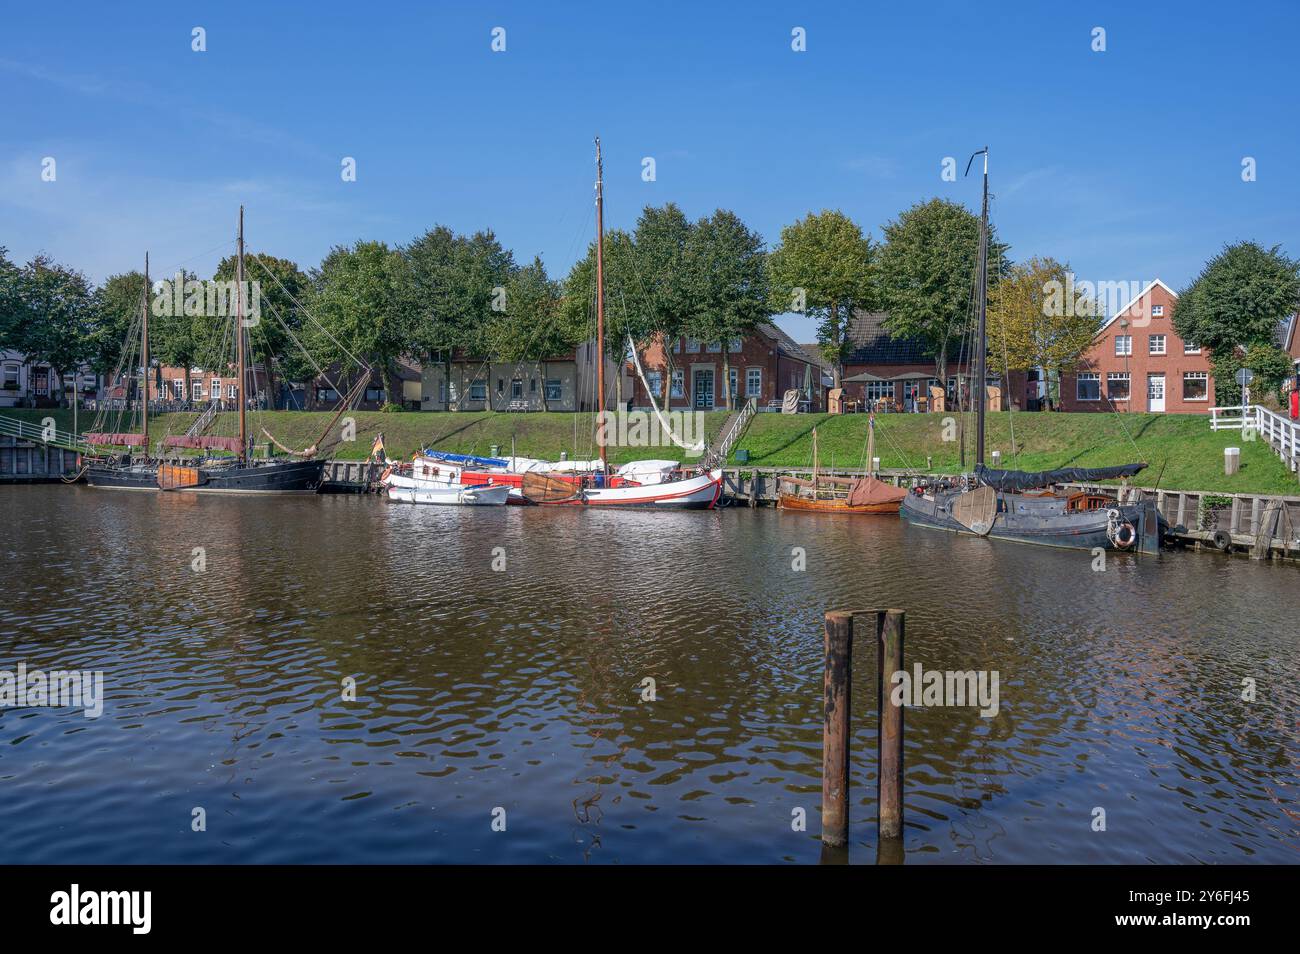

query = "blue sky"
[{"left": 3, "top": 0, "right": 1297, "bottom": 341}]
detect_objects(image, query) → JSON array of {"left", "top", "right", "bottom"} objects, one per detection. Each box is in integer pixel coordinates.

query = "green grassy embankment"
[{"left": 7, "top": 408, "right": 1296, "bottom": 494}]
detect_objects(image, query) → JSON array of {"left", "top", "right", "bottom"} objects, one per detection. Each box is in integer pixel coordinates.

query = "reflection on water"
[{"left": 1, "top": 485, "right": 1297, "bottom": 863}]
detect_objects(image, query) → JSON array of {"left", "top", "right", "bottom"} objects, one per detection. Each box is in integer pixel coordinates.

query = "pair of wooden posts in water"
[{"left": 821, "top": 608, "right": 905, "bottom": 852}]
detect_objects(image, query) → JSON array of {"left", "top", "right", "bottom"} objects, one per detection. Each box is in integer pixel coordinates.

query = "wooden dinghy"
[{"left": 778, "top": 474, "right": 907, "bottom": 514}]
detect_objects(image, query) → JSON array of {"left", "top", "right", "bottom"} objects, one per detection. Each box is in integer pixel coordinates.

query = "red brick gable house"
[
  {"left": 841, "top": 310, "right": 1029, "bottom": 412},
  {"left": 630, "top": 323, "right": 825, "bottom": 411},
  {"left": 1059, "top": 280, "right": 1215, "bottom": 413}
]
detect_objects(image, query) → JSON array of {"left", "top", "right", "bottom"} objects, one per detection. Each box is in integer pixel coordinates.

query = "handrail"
[
  {"left": 703, "top": 397, "right": 757, "bottom": 468},
  {"left": 0, "top": 413, "right": 94, "bottom": 453}
]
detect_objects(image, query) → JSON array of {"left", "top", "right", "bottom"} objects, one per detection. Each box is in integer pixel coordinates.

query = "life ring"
[
  {"left": 1112, "top": 521, "right": 1136, "bottom": 549},
  {"left": 1210, "top": 529, "right": 1232, "bottom": 552},
  {"left": 380, "top": 465, "right": 392, "bottom": 482}
]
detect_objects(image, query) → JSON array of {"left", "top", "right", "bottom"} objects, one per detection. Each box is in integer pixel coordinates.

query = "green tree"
[
  {"left": 148, "top": 268, "right": 209, "bottom": 379},
  {"left": 16, "top": 255, "right": 97, "bottom": 405},
  {"left": 988, "top": 256, "right": 1100, "bottom": 410},
  {"left": 683, "top": 209, "right": 771, "bottom": 410},
  {"left": 876, "top": 198, "right": 1008, "bottom": 389},
  {"left": 404, "top": 226, "right": 515, "bottom": 403},
  {"left": 1173, "top": 242, "right": 1300, "bottom": 402},
  {"left": 309, "top": 241, "right": 414, "bottom": 400},
  {"left": 91, "top": 270, "right": 147, "bottom": 378},
  {"left": 0, "top": 247, "right": 24, "bottom": 353},
  {"left": 216, "top": 251, "right": 313, "bottom": 385},
  {"left": 483, "top": 257, "right": 578, "bottom": 410},
  {"left": 767, "top": 210, "right": 873, "bottom": 387},
  {"left": 561, "top": 229, "right": 641, "bottom": 407}
]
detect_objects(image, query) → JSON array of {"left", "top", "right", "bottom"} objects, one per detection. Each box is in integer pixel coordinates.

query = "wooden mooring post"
[{"left": 820, "top": 608, "right": 905, "bottom": 851}]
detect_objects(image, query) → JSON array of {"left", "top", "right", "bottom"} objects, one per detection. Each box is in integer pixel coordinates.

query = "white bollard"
[
  {"left": 872, "top": 456, "right": 881, "bottom": 472},
  {"left": 991, "top": 450, "right": 1001, "bottom": 467},
  {"left": 1225, "top": 447, "right": 1240, "bottom": 475}
]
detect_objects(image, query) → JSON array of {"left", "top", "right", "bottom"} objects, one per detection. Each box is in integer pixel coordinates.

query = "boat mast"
[
  {"left": 973, "top": 147, "right": 989, "bottom": 467},
  {"left": 236, "top": 206, "right": 247, "bottom": 461},
  {"left": 140, "top": 252, "right": 150, "bottom": 452},
  {"left": 594, "top": 136, "right": 607, "bottom": 473}
]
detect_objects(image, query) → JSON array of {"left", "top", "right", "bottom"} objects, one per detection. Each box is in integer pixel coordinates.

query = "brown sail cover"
[
  {"left": 846, "top": 476, "right": 907, "bottom": 508},
  {"left": 84, "top": 433, "right": 147, "bottom": 447}
]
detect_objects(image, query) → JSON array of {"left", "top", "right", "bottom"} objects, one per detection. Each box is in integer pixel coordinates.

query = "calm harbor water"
[{"left": 1, "top": 484, "right": 1297, "bottom": 864}]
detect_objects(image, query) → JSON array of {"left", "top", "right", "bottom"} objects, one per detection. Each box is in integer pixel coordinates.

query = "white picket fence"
[{"left": 1210, "top": 404, "right": 1300, "bottom": 472}]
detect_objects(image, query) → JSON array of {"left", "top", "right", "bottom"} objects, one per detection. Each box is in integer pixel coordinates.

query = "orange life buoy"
[{"left": 1113, "top": 522, "right": 1136, "bottom": 549}]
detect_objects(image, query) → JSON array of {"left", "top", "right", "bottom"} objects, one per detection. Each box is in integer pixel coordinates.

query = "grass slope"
[{"left": 7, "top": 408, "right": 1295, "bottom": 494}]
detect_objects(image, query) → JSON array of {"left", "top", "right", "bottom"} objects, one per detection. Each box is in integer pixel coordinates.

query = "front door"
[
  {"left": 1147, "top": 373, "right": 1165, "bottom": 412},
  {"left": 694, "top": 369, "right": 714, "bottom": 409}
]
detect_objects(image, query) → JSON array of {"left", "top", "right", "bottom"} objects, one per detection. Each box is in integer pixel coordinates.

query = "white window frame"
[
  {"left": 729, "top": 338, "right": 743, "bottom": 353},
  {"left": 1183, "top": 342, "right": 1201, "bottom": 355},
  {"left": 1077, "top": 372, "right": 1101, "bottom": 401},
  {"left": 865, "top": 381, "right": 893, "bottom": 401},
  {"left": 646, "top": 371, "right": 663, "bottom": 396},
  {"left": 545, "top": 379, "right": 562, "bottom": 401},
  {"left": 1106, "top": 371, "right": 1131, "bottom": 402},
  {"left": 685, "top": 338, "right": 700, "bottom": 353},
  {"left": 671, "top": 369, "right": 684, "bottom": 398},
  {"left": 1149, "top": 334, "right": 1166, "bottom": 355},
  {"left": 1151, "top": 305, "right": 1164, "bottom": 317},
  {"left": 728, "top": 367, "right": 738, "bottom": 398},
  {"left": 746, "top": 368, "right": 762, "bottom": 397},
  {"left": 1183, "top": 371, "right": 1209, "bottom": 402},
  {"left": 469, "top": 381, "right": 488, "bottom": 401},
  {"left": 1114, "top": 335, "right": 1132, "bottom": 356}
]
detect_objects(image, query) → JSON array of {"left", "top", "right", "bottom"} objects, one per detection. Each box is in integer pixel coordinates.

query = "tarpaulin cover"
[
  {"left": 974, "top": 462, "right": 1146, "bottom": 492},
  {"left": 846, "top": 476, "right": 908, "bottom": 507}
]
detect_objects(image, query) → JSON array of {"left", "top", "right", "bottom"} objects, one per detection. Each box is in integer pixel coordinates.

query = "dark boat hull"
[
  {"left": 900, "top": 488, "right": 1162, "bottom": 554},
  {"left": 86, "top": 459, "right": 326, "bottom": 494}
]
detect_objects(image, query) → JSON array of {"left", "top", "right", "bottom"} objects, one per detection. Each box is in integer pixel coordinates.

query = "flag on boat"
[{"left": 369, "top": 433, "right": 386, "bottom": 462}]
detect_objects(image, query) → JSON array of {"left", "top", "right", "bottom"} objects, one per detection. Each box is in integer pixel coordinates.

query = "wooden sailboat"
[
  {"left": 518, "top": 137, "right": 723, "bottom": 509},
  {"left": 898, "top": 149, "right": 1165, "bottom": 553},
  {"left": 85, "top": 208, "right": 365, "bottom": 494},
  {"left": 778, "top": 419, "right": 907, "bottom": 514}
]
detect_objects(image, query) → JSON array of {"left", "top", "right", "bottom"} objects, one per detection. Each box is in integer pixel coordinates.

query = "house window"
[
  {"left": 172, "top": 379, "right": 185, "bottom": 399},
  {"left": 497, "top": 379, "right": 504, "bottom": 393},
  {"left": 33, "top": 369, "right": 49, "bottom": 395},
  {"left": 529, "top": 378, "right": 536, "bottom": 393},
  {"left": 707, "top": 341, "right": 722, "bottom": 353},
  {"left": 1149, "top": 334, "right": 1166, "bottom": 355},
  {"left": 671, "top": 369, "right": 684, "bottom": 397},
  {"left": 865, "top": 381, "right": 893, "bottom": 401},
  {"left": 675, "top": 339, "right": 683, "bottom": 354},
  {"left": 729, "top": 338, "right": 743, "bottom": 352},
  {"left": 685, "top": 338, "right": 700, "bottom": 353},
  {"left": 1114, "top": 335, "right": 1132, "bottom": 356},
  {"left": 746, "top": 368, "right": 762, "bottom": 397},
  {"left": 545, "top": 379, "right": 562, "bottom": 401},
  {"left": 3, "top": 364, "right": 19, "bottom": 389},
  {"left": 227, "top": 384, "right": 238, "bottom": 399},
  {"left": 1183, "top": 342, "right": 1201, "bottom": 355},
  {"left": 1151, "top": 305, "right": 1164, "bottom": 317},
  {"left": 511, "top": 379, "right": 523, "bottom": 400},
  {"left": 211, "top": 378, "right": 221, "bottom": 395},
  {"left": 365, "top": 386, "right": 385, "bottom": 403},
  {"left": 315, "top": 387, "right": 336, "bottom": 402},
  {"left": 1077, "top": 372, "right": 1100, "bottom": 401},
  {"left": 729, "top": 368, "right": 738, "bottom": 398},
  {"left": 1107, "top": 372, "right": 1130, "bottom": 401},
  {"left": 469, "top": 381, "right": 488, "bottom": 401},
  {"left": 1184, "top": 371, "right": 1209, "bottom": 401},
  {"left": 646, "top": 371, "right": 663, "bottom": 396},
  {"left": 191, "top": 378, "right": 203, "bottom": 397}
]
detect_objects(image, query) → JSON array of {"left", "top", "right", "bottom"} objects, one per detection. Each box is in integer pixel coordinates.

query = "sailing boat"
[
  {"left": 898, "top": 148, "right": 1164, "bottom": 553},
  {"left": 778, "top": 418, "right": 907, "bottom": 514},
  {"left": 517, "top": 137, "right": 723, "bottom": 509},
  {"left": 85, "top": 208, "right": 362, "bottom": 494}
]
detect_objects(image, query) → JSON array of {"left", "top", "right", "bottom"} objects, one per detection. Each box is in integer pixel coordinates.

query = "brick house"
[
  {"left": 149, "top": 363, "right": 274, "bottom": 410},
  {"left": 1059, "top": 280, "right": 1215, "bottom": 413},
  {"left": 303, "top": 360, "right": 422, "bottom": 411},
  {"left": 841, "top": 311, "right": 1028, "bottom": 412},
  {"left": 418, "top": 340, "right": 628, "bottom": 412},
  {"left": 629, "top": 323, "right": 826, "bottom": 411}
]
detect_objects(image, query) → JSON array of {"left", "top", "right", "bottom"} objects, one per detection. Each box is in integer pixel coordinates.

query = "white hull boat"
[{"left": 386, "top": 480, "right": 510, "bottom": 506}]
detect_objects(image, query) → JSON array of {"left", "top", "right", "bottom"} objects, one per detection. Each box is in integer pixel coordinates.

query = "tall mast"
[
  {"left": 973, "top": 147, "right": 989, "bottom": 467},
  {"left": 141, "top": 251, "right": 150, "bottom": 450},
  {"left": 236, "top": 205, "right": 247, "bottom": 460},
  {"left": 594, "top": 136, "right": 607, "bottom": 472}
]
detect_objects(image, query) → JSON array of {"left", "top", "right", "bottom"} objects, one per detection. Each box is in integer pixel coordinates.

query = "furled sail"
[{"left": 974, "top": 462, "right": 1146, "bottom": 493}]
